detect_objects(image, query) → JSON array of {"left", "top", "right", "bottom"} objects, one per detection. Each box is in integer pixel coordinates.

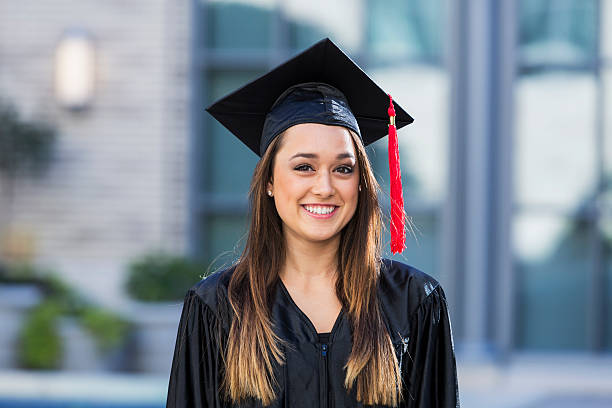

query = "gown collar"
[{"left": 276, "top": 278, "right": 345, "bottom": 344}]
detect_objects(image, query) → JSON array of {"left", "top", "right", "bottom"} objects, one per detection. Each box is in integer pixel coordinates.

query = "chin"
[{"left": 301, "top": 230, "right": 342, "bottom": 244}]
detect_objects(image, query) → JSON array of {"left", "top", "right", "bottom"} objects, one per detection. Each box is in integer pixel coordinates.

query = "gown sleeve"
[
  {"left": 405, "top": 284, "right": 460, "bottom": 408},
  {"left": 166, "top": 289, "right": 224, "bottom": 408}
]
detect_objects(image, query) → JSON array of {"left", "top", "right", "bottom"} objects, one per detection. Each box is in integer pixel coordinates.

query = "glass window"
[
  {"left": 607, "top": 244, "right": 612, "bottom": 349},
  {"left": 513, "top": 0, "right": 608, "bottom": 352},
  {"left": 206, "top": 0, "right": 275, "bottom": 50},
  {"left": 203, "top": 70, "right": 262, "bottom": 194},
  {"left": 282, "top": 0, "right": 364, "bottom": 52},
  {"left": 514, "top": 72, "right": 597, "bottom": 210},
  {"left": 513, "top": 213, "right": 590, "bottom": 349},
  {"left": 369, "top": 65, "right": 449, "bottom": 204},
  {"left": 603, "top": 0, "right": 612, "bottom": 59},
  {"left": 603, "top": 69, "right": 612, "bottom": 349},
  {"left": 600, "top": 189, "right": 612, "bottom": 349},
  {"left": 203, "top": 215, "right": 249, "bottom": 266},
  {"left": 383, "top": 212, "right": 441, "bottom": 280},
  {"left": 605, "top": 70, "right": 612, "bottom": 180},
  {"left": 518, "top": 0, "right": 597, "bottom": 66},
  {"left": 367, "top": 0, "right": 446, "bottom": 63}
]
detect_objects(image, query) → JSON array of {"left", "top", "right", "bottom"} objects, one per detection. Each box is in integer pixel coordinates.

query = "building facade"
[{"left": 1, "top": 0, "right": 611, "bottom": 359}]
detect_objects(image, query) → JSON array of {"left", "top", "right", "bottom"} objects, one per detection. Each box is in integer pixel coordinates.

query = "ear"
[{"left": 267, "top": 180, "right": 273, "bottom": 193}]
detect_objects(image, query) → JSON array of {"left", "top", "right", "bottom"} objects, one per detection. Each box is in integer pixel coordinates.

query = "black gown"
[{"left": 166, "top": 259, "right": 460, "bottom": 407}]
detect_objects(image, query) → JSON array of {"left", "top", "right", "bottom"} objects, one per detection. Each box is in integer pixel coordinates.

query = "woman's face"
[{"left": 268, "top": 123, "right": 360, "bottom": 246}]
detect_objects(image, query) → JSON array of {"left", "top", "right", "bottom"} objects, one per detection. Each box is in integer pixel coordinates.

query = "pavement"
[
  {"left": 0, "top": 370, "right": 167, "bottom": 406},
  {"left": 0, "top": 353, "right": 611, "bottom": 407},
  {"left": 458, "top": 353, "right": 612, "bottom": 408}
]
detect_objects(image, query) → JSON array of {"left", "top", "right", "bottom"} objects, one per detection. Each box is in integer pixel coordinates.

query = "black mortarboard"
[{"left": 205, "top": 37, "right": 414, "bottom": 157}]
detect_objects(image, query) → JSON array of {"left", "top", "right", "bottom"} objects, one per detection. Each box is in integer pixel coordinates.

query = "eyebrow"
[{"left": 289, "top": 152, "right": 355, "bottom": 160}]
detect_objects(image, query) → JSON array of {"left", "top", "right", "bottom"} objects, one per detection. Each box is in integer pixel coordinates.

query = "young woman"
[{"left": 167, "top": 39, "right": 459, "bottom": 408}]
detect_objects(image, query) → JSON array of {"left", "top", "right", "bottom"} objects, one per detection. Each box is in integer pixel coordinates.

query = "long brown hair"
[{"left": 223, "top": 129, "right": 402, "bottom": 406}]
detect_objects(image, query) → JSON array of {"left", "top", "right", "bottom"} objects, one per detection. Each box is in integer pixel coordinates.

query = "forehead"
[{"left": 276, "top": 123, "right": 356, "bottom": 157}]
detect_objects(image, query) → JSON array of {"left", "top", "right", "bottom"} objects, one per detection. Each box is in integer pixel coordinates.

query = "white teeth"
[{"left": 304, "top": 205, "right": 335, "bottom": 215}]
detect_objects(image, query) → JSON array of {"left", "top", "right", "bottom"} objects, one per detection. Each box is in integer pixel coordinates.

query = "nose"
[{"left": 311, "top": 170, "right": 334, "bottom": 197}]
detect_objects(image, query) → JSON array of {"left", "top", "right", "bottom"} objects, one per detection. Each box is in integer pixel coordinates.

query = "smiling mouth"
[{"left": 302, "top": 205, "right": 338, "bottom": 215}]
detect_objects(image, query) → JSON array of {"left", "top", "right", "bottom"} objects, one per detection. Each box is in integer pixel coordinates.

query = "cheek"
[
  {"left": 272, "top": 173, "right": 305, "bottom": 218},
  {"left": 274, "top": 172, "right": 301, "bottom": 199},
  {"left": 340, "top": 181, "right": 360, "bottom": 211},
  {"left": 349, "top": 190, "right": 359, "bottom": 212}
]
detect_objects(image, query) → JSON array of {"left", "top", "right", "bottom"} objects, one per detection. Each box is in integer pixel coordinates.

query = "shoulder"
[
  {"left": 186, "top": 264, "right": 236, "bottom": 316},
  {"left": 378, "top": 258, "right": 444, "bottom": 333},
  {"left": 379, "top": 258, "right": 441, "bottom": 312}
]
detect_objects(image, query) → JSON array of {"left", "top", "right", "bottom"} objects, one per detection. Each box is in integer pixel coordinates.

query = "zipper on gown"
[{"left": 319, "top": 337, "right": 330, "bottom": 408}]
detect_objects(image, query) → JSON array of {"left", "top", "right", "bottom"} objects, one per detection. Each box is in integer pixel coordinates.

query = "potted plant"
[
  {"left": 10, "top": 267, "right": 130, "bottom": 371},
  {"left": 17, "top": 299, "right": 62, "bottom": 370},
  {"left": 58, "top": 304, "right": 130, "bottom": 371},
  {"left": 0, "top": 263, "right": 43, "bottom": 368},
  {"left": 124, "top": 252, "right": 206, "bottom": 374}
]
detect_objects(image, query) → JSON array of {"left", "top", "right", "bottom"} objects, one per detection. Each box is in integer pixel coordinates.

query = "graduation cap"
[{"left": 206, "top": 38, "right": 412, "bottom": 253}]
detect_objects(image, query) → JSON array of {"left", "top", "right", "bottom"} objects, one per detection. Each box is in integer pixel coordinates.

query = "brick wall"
[{"left": 0, "top": 0, "right": 190, "bottom": 307}]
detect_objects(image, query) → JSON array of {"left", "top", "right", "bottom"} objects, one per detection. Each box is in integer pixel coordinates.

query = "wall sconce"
[{"left": 55, "top": 29, "right": 95, "bottom": 110}]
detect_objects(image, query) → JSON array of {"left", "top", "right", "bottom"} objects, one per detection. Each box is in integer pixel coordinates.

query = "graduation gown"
[{"left": 166, "top": 259, "right": 460, "bottom": 408}]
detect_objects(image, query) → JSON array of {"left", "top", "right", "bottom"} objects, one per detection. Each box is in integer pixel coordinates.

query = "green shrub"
[
  {"left": 125, "top": 253, "right": 204, "bottom": 301},
  {"left": 44, "top": 274, "right": 88, "bottom": 313},
  {"left": 79, "top": 307, "right": 129, "bottom": 353},
  {"left": 0, "top": 102, "right": 56, "bottom": 177},
  {"left": 0, "top": 262, "right": 41, "bottom": 284},
  {"left": 18, "top": 300, "right": 63, "bottom": 370}
]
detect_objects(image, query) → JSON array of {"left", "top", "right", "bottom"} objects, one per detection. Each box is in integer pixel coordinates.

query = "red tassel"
[{"left": 387, "top": 95, "right": 405, "bottom": 254}]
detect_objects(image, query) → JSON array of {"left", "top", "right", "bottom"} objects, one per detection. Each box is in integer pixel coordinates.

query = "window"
[{"left": 513, "top": 0, "right": 611, "bottom": 350}]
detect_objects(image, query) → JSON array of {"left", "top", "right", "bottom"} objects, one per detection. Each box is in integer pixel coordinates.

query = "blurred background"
[{"left": 0, "top": 0, "right": 611, "bottom": 407}]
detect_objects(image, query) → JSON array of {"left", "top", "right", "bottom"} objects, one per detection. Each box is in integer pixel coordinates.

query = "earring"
[
  {"left": 358, "top": 185, "right": 362, "bottom": 192},
  {"left": 267, "top": 190, "right": 273, "bottom": 197}
]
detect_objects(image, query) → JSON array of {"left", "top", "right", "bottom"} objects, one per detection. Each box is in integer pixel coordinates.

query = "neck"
[{"left": 280, "top": 231, "right": 340, "bottom": 284}]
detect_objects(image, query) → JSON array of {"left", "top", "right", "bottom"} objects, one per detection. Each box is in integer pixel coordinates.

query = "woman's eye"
[
  {"left": 336, "top": 165, "right": 354, "bottom": 174},
  {"left": 294, "top": 164, "right": 313, "bottom": 172}
]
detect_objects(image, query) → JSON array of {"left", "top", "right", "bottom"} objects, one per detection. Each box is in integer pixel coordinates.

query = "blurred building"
[
  {"left": 0, "top": 0, "right": 190, "bottom": 307},
  {"left": 1, "top": 0, "right": 611, "bottom": 370}
]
